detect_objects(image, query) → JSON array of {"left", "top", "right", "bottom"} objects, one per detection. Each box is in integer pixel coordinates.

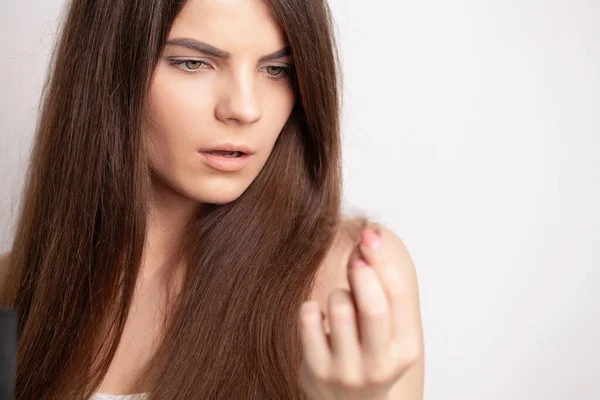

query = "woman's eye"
[
  {"left": 169, "top": 59, "right": 209, "bottom": 72},
  {"left": 264, "top": 66, "right": 290, "bottom": 79},
  {"left": 168, "top": 59, "right": 290, "bottom": 79}
]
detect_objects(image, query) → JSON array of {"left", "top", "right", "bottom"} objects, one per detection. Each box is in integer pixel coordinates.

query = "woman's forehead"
[{"left": 169, "top": 0, "right": 289, "bottom": 58}]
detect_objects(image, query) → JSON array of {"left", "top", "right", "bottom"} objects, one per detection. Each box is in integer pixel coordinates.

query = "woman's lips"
[{"left": 199, "top": 151, "right": 250, "bottom": 172}]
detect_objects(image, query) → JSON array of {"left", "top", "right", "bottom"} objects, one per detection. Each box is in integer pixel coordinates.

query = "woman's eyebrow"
[{"left": 165, "top": 37, "right": 291, "bottom": 61}]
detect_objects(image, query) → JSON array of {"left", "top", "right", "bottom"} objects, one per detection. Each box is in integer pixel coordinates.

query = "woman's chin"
[
  {"left": 152, "top": 171, "right": 253, "bottom": 206},
  {"left": 186, "top": 182, "right": 250, "bottom": 205}
]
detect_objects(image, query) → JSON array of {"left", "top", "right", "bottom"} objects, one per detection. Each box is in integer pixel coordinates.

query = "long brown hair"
[{"left": 1, "top": 0, "right": 371, "bottom": 398}]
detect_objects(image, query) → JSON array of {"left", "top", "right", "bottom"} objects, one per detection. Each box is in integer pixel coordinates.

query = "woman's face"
[{"left": 144, "top": 0, "right": 295, "bottom": 205}]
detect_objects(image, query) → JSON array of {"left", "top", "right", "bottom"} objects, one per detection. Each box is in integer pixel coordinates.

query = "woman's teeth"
[{"left": 207, "top": 150, "right": 242, "bottom": 157}]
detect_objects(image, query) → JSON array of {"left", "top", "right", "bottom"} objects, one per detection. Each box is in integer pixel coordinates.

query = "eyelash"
[{"left": 167, "top": 59, "right": 291, "bottom": 80}]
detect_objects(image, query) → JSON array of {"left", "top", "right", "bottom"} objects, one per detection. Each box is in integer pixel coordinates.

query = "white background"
[{"left": 1, "top": 1, "right": 599, "bottom": 399}]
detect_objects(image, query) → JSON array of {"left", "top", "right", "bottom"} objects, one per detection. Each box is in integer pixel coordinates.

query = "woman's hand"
[{"left": 298, "top": 227, "right": 422, "bottom": 400}]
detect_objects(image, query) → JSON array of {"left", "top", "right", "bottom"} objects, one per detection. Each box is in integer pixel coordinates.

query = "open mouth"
[{"left": 205, "top": 150, "right": 245, "bottom": 158}]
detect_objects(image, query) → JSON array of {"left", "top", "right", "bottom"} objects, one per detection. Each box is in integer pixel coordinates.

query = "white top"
[{"left": 89, "top": 393, "right": 149, "bottom": 400}]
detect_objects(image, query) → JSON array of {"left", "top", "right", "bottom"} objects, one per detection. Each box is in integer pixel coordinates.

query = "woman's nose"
[{"left": 214, "top": 73, "right": 262, "bottom": 125}]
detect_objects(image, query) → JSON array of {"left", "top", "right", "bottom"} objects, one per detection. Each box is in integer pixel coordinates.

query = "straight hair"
[{"left": 1, "top": 0, "right": 372, "bottom": 398}]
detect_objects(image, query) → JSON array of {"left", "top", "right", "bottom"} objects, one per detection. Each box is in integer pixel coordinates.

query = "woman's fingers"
[
  {"left": 299, "top": 225, "right": 422, "bottom": 399},
  {"left": 299, "top": 301, "right": 332, "bottom": 378},
  {"left": 347, "top": 258, "right": 392, "bottom": 359},
  {"left": 327, "top": 289, "right": 362, "bottom": 381},
  {"left": 359, "top": 226, "right": 422, "bottom": 361}
]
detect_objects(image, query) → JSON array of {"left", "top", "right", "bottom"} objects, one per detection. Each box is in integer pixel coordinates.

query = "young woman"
[{"left": 0, "top": 0, "right": 424, "bottom": 398}]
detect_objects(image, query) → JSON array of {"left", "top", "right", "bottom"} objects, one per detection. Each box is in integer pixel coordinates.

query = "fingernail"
[{"left": 361, "top": 229, "right": 381, "bottom": 249}]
